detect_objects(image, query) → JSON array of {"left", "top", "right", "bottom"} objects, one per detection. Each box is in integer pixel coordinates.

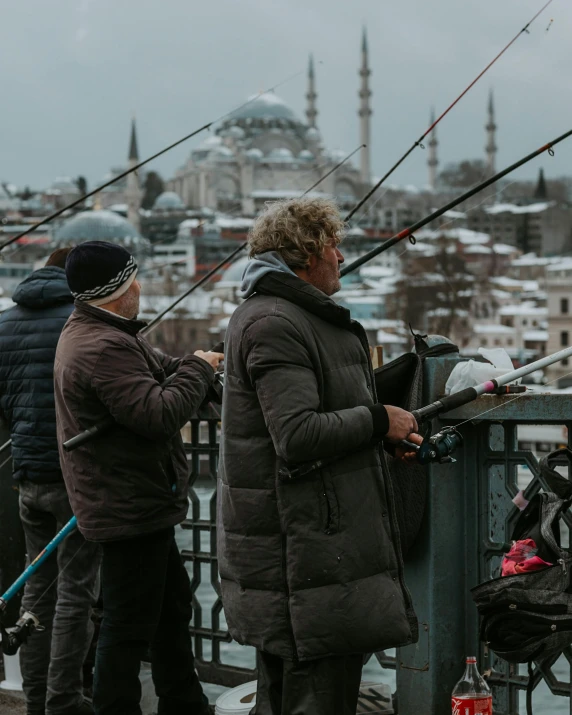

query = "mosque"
[{"left": 166, "top": 32, "right": 376, "bottom": 215}]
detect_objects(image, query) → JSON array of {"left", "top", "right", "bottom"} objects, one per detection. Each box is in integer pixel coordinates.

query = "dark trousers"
[
  {"left": 19, "top": 481, "right": 101, "bottom": 715},
  {"left": 93, "top": 527, "right": 208, "bottom": 715},
  {"left": 252, "top": 650, "right": 363, "bottom": 715}
]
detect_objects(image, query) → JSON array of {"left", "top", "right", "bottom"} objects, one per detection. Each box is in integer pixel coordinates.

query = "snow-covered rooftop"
[
  {"left": 485, "top": 202, "right": 551, "bottom": 215},
  {"left": 473, "top": 324, "right": 516, "bottom": 334},
  {"left": 523, "top": 330, "right": 549, "bottom": 342},
  {"left": 498, "top": 303, "right": 547, "bottom": 317},
  {"left": 493, "top": 243, "right": 519, "bottom": 255}
]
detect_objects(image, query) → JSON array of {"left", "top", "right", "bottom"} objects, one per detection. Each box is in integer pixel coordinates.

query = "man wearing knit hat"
[{"left": 54, "top": 241, "right": 222, "bottom": 715}]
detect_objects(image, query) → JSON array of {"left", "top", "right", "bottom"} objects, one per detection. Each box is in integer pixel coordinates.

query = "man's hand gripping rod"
[{"left": 400, "top": 345, "right": 572, "bottom": 465}]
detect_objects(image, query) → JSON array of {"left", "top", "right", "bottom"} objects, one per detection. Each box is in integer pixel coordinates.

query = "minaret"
[
  {"left": 306, "top": 55, "right": 318, "bottom": 129},
  {"left": 534, "top": 167, "right": 547, "bottom": 200},
  {"left": 427, "top": 107, "right": 438, "bottom": 191},
  {"left": 485, "top": 90, "right": 497, "bottom": 177},
  {"left": 126, "top": 118, "right": 141, "bottom": 232},
  {"left": 358, "top": 27, "right": 372, "bottom": 186}
]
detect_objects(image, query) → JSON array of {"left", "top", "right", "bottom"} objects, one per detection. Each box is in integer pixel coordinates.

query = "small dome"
[
  {"left": 228, "top": 93, "right": 301, "bottom": 123},
  {"left": 153, "top": 191, "right": 185, "bottom": 211},
  {"left": 213, "top": 146, "right": 236, "bottom": 162},
  {"left": 246, "top": 148, "right": 264, "bottom": 161},
  {"left": 199, "top": 135, "right": 223, "bottom": 149},
  {"left": 306, "top": 127, "right": 321, "bottom": 142},
  {"left": 298, "top": 150, "right": 314, "bottom": 161},
  {"left": 267, "top": 147, "right": 294, "bottom": 162},
  {"left": 220, "top": 256, "right": 250, "bottom": 284},
  {"left": 228, "top": 126, "right": 245, "bottom": 139},
  {"left": 54, "top": 210, "right": 147, "bottom": 250},
  {"left": 329, "top": 148, "right": 347, "bottom": 162}
]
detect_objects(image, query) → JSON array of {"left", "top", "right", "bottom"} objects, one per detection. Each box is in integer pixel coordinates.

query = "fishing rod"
[
  {"left": 0, "top": 70, "right": 306, "bottom": 253},
  {"left": 345, "top": 0, "right": 553, "bottom": 222},
  {"left": 401, "top": 344, "right": 572, "bottom": 465},
  {"left": 340, "top": 126, "right": 572, "bottom": 277},
  {"left": 142, "top": 144, "right": 364, "bottom": 334}
]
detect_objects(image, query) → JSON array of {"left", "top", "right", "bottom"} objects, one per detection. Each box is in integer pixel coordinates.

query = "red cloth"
[{"left": 501, "top": 538, "right": 553, "bottom": 577}]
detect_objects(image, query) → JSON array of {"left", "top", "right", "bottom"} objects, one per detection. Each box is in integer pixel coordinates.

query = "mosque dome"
[
  {"left": 267, "top": 147, "right": 294, "bottom": 163},
  {"left": 246, "top": 148, "right": 264, "bottom": 161},
  {"left": 54, "top": 210, "right": 147, "bottom": 251},
  {"left": 212, "top": 146, "right": 236, "bottom": 162},
  {"left": 305, "top": 127, "right": 321, "bottom": 142},
  {"left": 227, "top": 126, "right": 245, "bottom": 140},
  {"left": 219, "top": 255, "right": 250, "bottom": 284},
  {"left": 298, "top": 149, "right": 315, "bottom": 162},
  {"left": 228, "top": 93, "right": 301, "bottom": 123},
  {"left": 153, "top": 191, "right": 185, "bottom": 211}
]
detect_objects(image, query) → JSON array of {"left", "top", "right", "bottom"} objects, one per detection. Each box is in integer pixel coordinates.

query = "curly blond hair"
[{"left": 247, "top": 197, "right": 345, "bottom": 269}]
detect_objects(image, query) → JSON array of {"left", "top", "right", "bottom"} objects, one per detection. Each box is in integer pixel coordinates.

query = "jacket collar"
[
  {"left": 255, "top": 272, "right": 353, "bottom": 329},
  {"left": 74, "top": 300, "right": 147, "bottom": 336}
]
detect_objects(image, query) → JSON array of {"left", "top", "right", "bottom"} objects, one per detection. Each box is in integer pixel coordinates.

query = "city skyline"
[{"left": 1, "top": 0, "right": 571, "bottom": 191}]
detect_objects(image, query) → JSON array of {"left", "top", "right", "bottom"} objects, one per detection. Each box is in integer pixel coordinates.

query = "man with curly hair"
[{"left": 218, "top": 197, "right": 421, "bottom": 714}]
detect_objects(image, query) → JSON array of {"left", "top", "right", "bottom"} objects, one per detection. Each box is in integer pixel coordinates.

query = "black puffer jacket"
[
  {"left": 218, "top": 271, "right": 418, "bottom": 662},
  {"left": 0, "top": 267, "right": 74, "bottom": 483}
]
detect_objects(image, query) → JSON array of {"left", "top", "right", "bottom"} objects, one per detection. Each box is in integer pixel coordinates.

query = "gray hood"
[{"left": 240, "top": 251, "right": 297, "bottom": 298}]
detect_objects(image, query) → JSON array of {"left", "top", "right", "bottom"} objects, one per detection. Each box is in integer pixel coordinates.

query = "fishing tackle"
[{"left": 402, "top": 427, "right": 464, "bottom": 465}]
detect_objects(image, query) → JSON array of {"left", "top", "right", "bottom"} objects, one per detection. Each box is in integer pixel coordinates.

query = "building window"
[
  {"left": 507, "top": 339, "right": 513, "bottom": 346},
  {"left": 564, "top": 358, "right": 569, "bottom": 367},
  {"left": 561, "top": 331, "right": 569, "bottom": 347},
  {"left": 561, "top": 298, "right": 569, "bottom": 315},
  {"left": 494, "top": 339, "right": 501, "bottom": 346},
  {"left": 481, "top": 338, "right": 488, "bottom": 346}
]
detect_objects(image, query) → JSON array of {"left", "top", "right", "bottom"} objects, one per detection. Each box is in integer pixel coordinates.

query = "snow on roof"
[
  {"left": 511, "top": 252, "right": 556, "bottom": 267},
  {"left": 546, "top": 258, "right": 572, "bottom": 273},
  {"left": 214, "top": 216, "right": 254, "bottom": 229},
  {"left": 342, "top": 295, "right": 384, "bottom": 305},
  {"left": 416, "top": 228, "right": 490, "bottom": 245},
  {"left": 485, "top": 202, "right": 551, "bottom": 215},
  {"left": 490, "top": 289, "right": 513, "bottom": 300},
  {"left": 493, "top": 243, "right": 518, "bottom": 255},
  {"left": 442, "top": 209, "right": 467, "bottom": 220},
  {"left": 523, "top": 330, "right": 549, "bottom": 342},
  {"left": 490, "top": 276, "right": 539, "bottom": 292},
  {"left": 464, "top": 245, "right": 492, "bottom": 255},
  {"left": 498, "top": 303, "right": 547, "bottom": 316},
  {"left": 426, "top": 307, "right": 469, "bottom": 317},
  {"left": 376, "top": 330, "right": 406, "bottom": 344},
  {"left": 359, "top": 266, "right": 395, "bottom": 279},
  {"left": 473, "top": 323, "right": 516, "bottom": 334}
]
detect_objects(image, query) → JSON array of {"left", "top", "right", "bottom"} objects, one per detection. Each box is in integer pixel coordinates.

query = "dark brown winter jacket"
[
  {"left": 217, "top": 271, "right": 418, "bottom": 662},
  {"left": 54, "top": 302, "right": 215, "bottom": 542}
]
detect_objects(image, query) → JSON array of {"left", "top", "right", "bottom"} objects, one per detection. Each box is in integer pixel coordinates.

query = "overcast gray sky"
[{"left": 2, "top": 0, "right": 571, "bottom": 192}]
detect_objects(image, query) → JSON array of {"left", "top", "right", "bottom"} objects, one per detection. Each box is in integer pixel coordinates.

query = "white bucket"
[
  {"left": 214, "top": 680, "right": 394, "bottom": 715},
  {"left": 0, "top": 652, "right": 24, "bottom": 692},
  {"left": 215, "top": 680, "right": 257, "bottom": 715}
]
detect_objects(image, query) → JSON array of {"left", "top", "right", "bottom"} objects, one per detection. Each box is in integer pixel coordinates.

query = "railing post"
[
  {"left": 0, "top": 428, "right": 26, "bottom": 624},
  {"left": 396, "top": 349, "right": 479, "bottom": 713}
]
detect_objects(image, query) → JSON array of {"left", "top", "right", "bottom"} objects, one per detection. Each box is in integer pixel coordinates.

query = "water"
[{"left": 183, "top": 486, "right": 569, "bottom": 713}]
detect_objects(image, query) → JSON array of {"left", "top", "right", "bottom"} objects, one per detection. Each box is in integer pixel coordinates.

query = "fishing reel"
[
  {"left": 403, "top": 426, "right": 464, "bottom": 465},
  {"left": 0, "top": 609, "right": 43, "bottom": 655}
]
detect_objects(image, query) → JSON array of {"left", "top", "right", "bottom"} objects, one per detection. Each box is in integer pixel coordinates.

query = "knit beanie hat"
[{"left": 65, "top": 241, "right": 138, "bottom": 306}]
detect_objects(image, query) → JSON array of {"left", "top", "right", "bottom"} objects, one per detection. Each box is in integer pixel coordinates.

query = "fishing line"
[
  {"left": 345, "top": 0, "right": 554, "bottom": 222},
  {"left": 0, "top": 67, "right": 307, "bottom": 253}
]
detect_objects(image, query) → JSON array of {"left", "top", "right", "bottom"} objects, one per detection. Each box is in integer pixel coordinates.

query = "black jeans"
[
  {"left": 19, "top": 481, "right": 101, "bottom": 715},
  {"left": 252, "top": 650, "right": 363, "bottom": 715},
  {"left": 93, "top": 527, "right": 208, "bottom": 715}
]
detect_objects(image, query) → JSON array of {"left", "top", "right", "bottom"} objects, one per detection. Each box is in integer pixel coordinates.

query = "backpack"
[
  {"left": 374, "top": 332, "right": 458, "bottom": 558},
  {"left": 471, "top": 447, "right": 572, "bottom": 714}
]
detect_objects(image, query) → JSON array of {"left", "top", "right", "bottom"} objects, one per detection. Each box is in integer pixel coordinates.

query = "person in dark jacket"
[
  {"left": 218, "top": 198, "right": 422, "bottom": 715},
  {"left": 0, "top": 248, "right": 100, "bottom": 715},
  {"left": 54, "top": 241, "right": 223, "bottom": 715}
]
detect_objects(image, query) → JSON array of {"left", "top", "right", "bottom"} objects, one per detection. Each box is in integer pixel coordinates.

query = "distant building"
[
  {"left": 168, "top": 35, "right": 374, "bottom": 214},
  {"left": 546, "top": 260, "right": 572, "bottom": 386}
]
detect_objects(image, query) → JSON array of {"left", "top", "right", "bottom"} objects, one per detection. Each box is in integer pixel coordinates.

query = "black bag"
[
  {"left": 471, "top": 448, "right": 572, "bottom": 714},
  {"left": 374, "top": 333, "right": 458, "bottom": 558}
]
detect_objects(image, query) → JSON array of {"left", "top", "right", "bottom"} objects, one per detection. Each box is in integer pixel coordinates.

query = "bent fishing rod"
[
  {"left": 340, "top": 126, "right": 572, "bottom": 277},
  {"left": 0, "top": 69, "right": 305, "bottom": 253},
  {"left": 345, "top": 0, "right": 553, "bottom": 221}
]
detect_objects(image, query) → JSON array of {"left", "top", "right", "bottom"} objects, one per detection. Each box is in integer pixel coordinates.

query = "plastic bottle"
[{"left": 451, "top": 656, "right": 493, "bottom": 715}]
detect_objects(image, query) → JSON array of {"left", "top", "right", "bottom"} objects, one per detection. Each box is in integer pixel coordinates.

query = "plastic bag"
[{"left": 445, "top": 347, "right": 520, "bottom": 394}]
